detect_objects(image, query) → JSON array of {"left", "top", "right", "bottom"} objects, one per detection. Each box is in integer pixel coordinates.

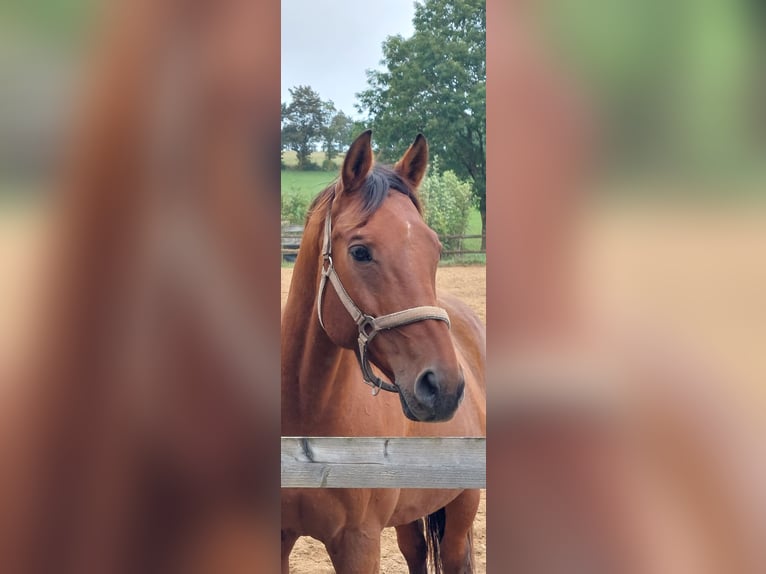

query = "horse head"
[{"left": 315, "top": 130, "right": 465, "bottom": 422}]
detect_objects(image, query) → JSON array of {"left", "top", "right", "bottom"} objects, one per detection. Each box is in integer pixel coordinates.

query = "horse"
[{"left": 281, "top": 130, "right": 486, "bottom": 573}]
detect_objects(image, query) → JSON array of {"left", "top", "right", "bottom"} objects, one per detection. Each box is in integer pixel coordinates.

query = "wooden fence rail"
[{"left": 281, "top": 436, "right": 486, "bottom": 488}]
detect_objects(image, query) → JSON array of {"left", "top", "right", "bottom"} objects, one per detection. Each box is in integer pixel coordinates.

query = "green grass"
[
  {"left": 281, "top": 170, "right": 337, "bottom": 202},
  {"left": 439, "top": 253, "right": 486, "bottom": 266},
  {"left": 440, "top": 207, "right": 484, "bottom": 265},
  {"left": 463, "top": 208, "right": 483, "bottom": 251}
]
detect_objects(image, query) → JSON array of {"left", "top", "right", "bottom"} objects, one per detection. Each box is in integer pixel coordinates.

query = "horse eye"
[{"left": 349, "top": 245, "right": 372, "bottom": 262}]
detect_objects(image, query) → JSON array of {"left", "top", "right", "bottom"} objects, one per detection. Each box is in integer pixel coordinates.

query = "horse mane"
[{"left": 306, "top": 163, "right": 422, "bottom": 224}]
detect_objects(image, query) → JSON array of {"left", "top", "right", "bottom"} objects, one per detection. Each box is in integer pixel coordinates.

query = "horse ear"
[
  {"left": 395, "top": 134, "right": 429, "bottom": 188},
  {"left": 341, "top": 130, "right": 373, "bottom": 192}
]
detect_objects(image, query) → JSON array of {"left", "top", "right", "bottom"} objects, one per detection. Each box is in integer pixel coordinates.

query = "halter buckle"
[{"left": 357, "top": 315, "right": 376, "bottom": 343}]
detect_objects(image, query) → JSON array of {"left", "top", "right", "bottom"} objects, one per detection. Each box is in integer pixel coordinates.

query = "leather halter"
[{"left": 316, "top": 201, "right": 451, "bottom": 395}]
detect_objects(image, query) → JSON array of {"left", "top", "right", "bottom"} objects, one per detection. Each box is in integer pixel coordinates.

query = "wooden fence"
[
  {"left": 281, "top": 227, "right": 484, "bottom": 261},
  {"left": 281, "top": 436, "right": 486, "bottom": 489}
]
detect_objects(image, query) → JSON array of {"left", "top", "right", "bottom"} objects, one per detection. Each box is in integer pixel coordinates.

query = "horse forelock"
[
  {"left": 307, "top": 164, "right": 422, "bottom": 229},
  {"left": 358, "top": 164, "right": 422, "bottom": 215}
]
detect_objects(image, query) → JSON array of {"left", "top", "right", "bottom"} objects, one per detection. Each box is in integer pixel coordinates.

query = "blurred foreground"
[
  {"left": 0, "top": 0, "right": 764, "bottom": 572},
  {"left": 1, "top": 0, "right": 281, "bottom": 572},
  {"left": 487, "top": 1, "right": 766, "bottom": 572}
]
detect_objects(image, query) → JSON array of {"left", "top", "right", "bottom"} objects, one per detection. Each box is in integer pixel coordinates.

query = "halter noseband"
[{"left": 316, "top": 201, "right": 451, "bottom": 395}]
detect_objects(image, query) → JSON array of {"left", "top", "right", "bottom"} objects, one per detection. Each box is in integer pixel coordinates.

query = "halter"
[{"left": 316, "top": 201, "right": 451, "bottom": 395}]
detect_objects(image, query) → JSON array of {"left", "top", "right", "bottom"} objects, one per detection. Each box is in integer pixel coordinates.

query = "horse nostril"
[{"left": 414, "top": 369, "right": 440, "bottom": 407}]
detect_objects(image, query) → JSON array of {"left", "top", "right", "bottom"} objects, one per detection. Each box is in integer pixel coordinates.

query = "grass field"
[{"left": 280, "top": 170, "right": 337, "bottom": 200}]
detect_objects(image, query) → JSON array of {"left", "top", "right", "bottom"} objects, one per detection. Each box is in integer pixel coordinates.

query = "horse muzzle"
[{"left": 398, "top": 367, "right": 466, "bottom": 422}]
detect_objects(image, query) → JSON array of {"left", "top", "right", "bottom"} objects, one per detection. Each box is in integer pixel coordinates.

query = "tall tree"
[
  {"left": 357, "top": 0, "right": 486, "bottom": 246},
  {"left": 323, "top": 111, "right": 355, "bottom": 163},
  {"left": 281, "top": 85, "right": 333, "bottom": 169}
]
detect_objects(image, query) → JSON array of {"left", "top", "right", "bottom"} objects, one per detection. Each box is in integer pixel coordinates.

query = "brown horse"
[{"left": 281, "top": 131, "right": 486, "bottom": 573}]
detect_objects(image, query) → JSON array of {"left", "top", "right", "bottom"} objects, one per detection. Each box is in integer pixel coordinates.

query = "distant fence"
[
  {"left": 281, "top": 436, "right": 486, "bottom": 488},
  {"left": 281, "top": 226, "right": 484, "bottom": 261},
  {"left": 439, "top": 234, "right": 484, "bottom": 257},
  {"left": 281, "top": 225, "right": 304, "bottom": 262}
]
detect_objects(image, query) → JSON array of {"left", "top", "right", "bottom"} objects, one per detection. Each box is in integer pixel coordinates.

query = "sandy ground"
[{"left": 287, "top": 492, "right": 486, "bottom": 573}]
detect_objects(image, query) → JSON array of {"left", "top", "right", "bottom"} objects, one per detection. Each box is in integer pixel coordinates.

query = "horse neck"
[{"left": 281, "top": 213, "right": 352, "bottom": 430}]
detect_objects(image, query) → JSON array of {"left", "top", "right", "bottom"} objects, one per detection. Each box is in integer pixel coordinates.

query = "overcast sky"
[{"left": 281, "top": 0, "right": 416, "bottom": 119}]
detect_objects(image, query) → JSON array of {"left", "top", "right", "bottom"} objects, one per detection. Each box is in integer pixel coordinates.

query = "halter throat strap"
[{"left": 316, "top": 202, "right": 451, "bottom": 395}]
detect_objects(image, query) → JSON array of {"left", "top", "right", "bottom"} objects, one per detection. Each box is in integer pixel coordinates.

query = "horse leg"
[
  {"left": 395, "top": 520, "right": 428, "bottom": 574},
  {"left": 281, "top": 529, "right": 298, "bottom": 574},
  {"left": 440, "top": 489, "right": 481, "bottom": 573},
  {"left": 326, "top": 526, "right": 382, "bottom": 574}
]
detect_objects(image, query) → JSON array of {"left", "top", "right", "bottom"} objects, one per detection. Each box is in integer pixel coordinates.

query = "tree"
[
  {"left": 356, "top": 0, "right": 486, "bottom": 246},
  {"left": 323, "top": 111, "right": 355, "bottom": 164},
  {"left": 351, "top": 120, "right": 371, "bottom": 142},
  {"left": 281, "top": 85, "right": 333, "bottom": 169}
]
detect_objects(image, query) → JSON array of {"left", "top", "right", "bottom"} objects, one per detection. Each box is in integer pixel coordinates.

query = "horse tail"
[
  {"left": 424, "top": 507, "right": 446, "bottom": 574},
  {"left": 466, "top": 526, "right": 475, "bottom": 571}
]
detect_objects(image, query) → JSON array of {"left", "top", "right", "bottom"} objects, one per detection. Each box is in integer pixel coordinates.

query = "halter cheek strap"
[{"left": 316, "top": 203, "right": 451, "bottom": 395}]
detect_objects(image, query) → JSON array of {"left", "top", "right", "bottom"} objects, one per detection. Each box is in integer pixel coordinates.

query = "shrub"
[
  {"left": 322, "top": 158, "right": 341, "bottom": 171},
  {"left": 301, "top": 160, "right": 322, "bottom": 171},
  {"left": 418, "top": 167, "right": 473, "bottom": 252},
  {"left": 281, "top": 190, "right": 310, "bottom": 224}
]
